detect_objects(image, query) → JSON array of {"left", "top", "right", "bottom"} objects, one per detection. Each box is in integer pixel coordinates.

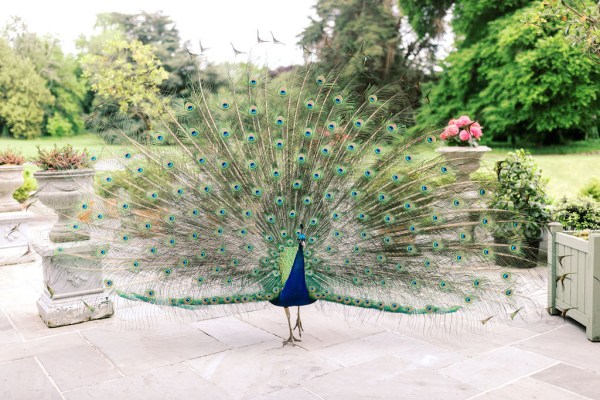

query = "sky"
[{"left": 1, "top": 0, "right": 317, "bottom": 64}]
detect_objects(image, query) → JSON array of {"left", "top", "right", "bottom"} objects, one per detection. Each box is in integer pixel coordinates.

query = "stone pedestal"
[
  {"left": 34, "top": 238, "right": 113, "bottom": 327},
  {"left": 0, "top": 211, "right": 36, "bottom": 266}
]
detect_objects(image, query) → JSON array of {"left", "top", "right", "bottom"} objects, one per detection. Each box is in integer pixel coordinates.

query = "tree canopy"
[
  {"left": 0, "top": 38, "right": 52, "bottom": 138},
  {"left": 409, "top": 0, "right": 599, "bottom": 145},
  {"left": 298, "top": 0, "right": 442, "bottom": 106},
  {"left": 90, "top": 12, "right": 197, "bottom": 97},
  {"left": 1, "top": 18, "right": 86, "bottom": 138}
]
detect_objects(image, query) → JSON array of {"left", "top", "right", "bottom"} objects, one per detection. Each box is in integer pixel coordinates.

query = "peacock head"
[
  {"left": 297, "top": 224, "right": 306, "bottom": 247},
  {"left": 297, "top": 233, "right": 306, "bottom": 247}
]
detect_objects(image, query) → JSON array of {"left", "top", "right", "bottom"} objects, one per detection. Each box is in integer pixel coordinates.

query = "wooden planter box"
[{"left": 547, "top": 222, "right": 600, "bottom": 341}]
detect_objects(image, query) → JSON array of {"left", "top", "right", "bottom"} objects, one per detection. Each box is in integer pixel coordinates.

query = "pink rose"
[
  {"left": 459, "top": 129, "right": 470, "bottom": 141},
  {"left": 440, "top": 131, "right": 449, "bottom": 140},
  {"left": 457, "top": 115, "right": 472, "bottom": 127},
  {"left": 446, "top": 124, "right": 459, "bottom": 136},
  {"left": 449, "top": 119, "right": 457, "bottom": 126},
  {"left": 470, "top": 122, "right": 482, "bottom": 139}
]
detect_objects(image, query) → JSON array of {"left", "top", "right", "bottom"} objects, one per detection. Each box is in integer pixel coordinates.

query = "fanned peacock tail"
[{"left": 66, "top": 48, "right": 544, "bottom": 326}]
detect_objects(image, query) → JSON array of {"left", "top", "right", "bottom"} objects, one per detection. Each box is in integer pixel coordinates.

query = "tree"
[
  {"left": 400, "top": 0, "right": 530, "bottom": 44},
  {"left": 0, "top": 38, "right": 52, "bottom": 138},
  {"left": 409, "top": 1, "right": 599, "bottom": 145},
  {"left": 298, "top": 0, "right": 440, "bottom": 103},
  {"left": 81, "top": 39, "right": 169, "bottom": 136},
  {"left": 89, "top": 12, "right": 197, "bottom": 97},
  {"left": 2, "top": 18, "right": 87, "bottom": 137},
  {"left": 525, "top": 0, "right": 599, "bottom": 63}
]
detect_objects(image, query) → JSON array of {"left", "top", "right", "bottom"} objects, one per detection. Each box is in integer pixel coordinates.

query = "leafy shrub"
[
  {"left": 32, "top": 145, "right": 91, "bottom": 171},
  {"left": 580, "top": 178, "right": 600, "bottom": 201},
  {"left": 13, "top": 167, "right": 38, "bottom": 203},
  {"left": 46, "top": 113, "right": 75, "bottom": 137},
  {"left": 491, "top": 149, "right": 551, "bottom": 240},
  {"left": 0, "top": 148, "right": 25, "bottom": 165},
  {"left": 552, "top": 196, "right": 600, "bottom": 231}
]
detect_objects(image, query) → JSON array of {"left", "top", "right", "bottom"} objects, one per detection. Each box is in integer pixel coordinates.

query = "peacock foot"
[{"left": 282, "top": 334, "right": 301, "bottom": 346}]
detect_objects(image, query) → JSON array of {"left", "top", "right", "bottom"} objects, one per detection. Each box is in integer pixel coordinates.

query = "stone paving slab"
[
  {"left": 0, "top": 311, "right": 21, "bottom": 345},
  {"left": 36, "top": 343, "right": 122, "bottom": 392},
  {"left": 63, "top": 362, "right": 230, "bottom": 400},
  {"left": 0, "top": 357, "right": 62, "bottom": 400},
  {"left": 249, "top": 386, "right": 324, "bottom": 400},
  {"left": 0, "top": 331, "right": 87, "bottom": 364},
  {"left": 186, "top": 341, "right": 342, "bottom": 399},
  {"left": 81, "top": 322, "right": 229, "bottom": 375},
  {"left": 514, "top": 324, "right": 600, "bottom": 374},
  {"left": 471, "top": 377, "right": 590, "bottom": 400},
  {"left": 532, "top": 363, "right": 600, "bottom": 400},
  {"left": 438, "top": 346, "right": 557, "bottom": 391},
  {"left": 303, "top": 353, "right": 481, "bottom": 400},
  {"left": 191, "top": 315, "right": 279, "bottom": 348}
]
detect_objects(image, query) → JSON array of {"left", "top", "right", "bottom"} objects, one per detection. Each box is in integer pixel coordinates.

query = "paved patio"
[{"left": 1, "top": 209, "right": 599, "bottom": 400}]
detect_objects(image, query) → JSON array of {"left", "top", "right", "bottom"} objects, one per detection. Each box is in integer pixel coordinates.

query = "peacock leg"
[
  {"left": 283, "top": 307, "right": 301, "bottom": 346},
  {"left": 293, "top": 306, "right": 304, "bottom": 337}
]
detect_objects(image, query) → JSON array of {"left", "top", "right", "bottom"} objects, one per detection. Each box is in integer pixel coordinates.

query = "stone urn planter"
[
  {"left": 0, "top": 165, "right": 25, "bottom": 212},
  {"left": 34, "top": 169, "right": 95, "bottom": 243},
  {"left": 436, "top": 146, "right": 491, "bottom": 181}
]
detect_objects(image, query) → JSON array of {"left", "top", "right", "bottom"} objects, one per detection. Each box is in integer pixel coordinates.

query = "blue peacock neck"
[{"left": 269, "top": 242, "right": 316, "bottom": 307}]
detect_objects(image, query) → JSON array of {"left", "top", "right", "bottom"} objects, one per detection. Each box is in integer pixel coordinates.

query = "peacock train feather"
[{"left": 62, "top": 44, "right": 545, "bottom": 343}]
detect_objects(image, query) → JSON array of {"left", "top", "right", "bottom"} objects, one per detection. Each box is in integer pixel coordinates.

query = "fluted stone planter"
[
  {"left": 0, "top": 165, "right": 36, "bottom": 266},
  {"left": 0, "top": 165, "right": 24, "bottom": 212},
  {"left": 34, "top": 169, "right": 94, "bottom": 243},
  {"left": 436, "top": 146, "right": 491, "bottom": 182}
]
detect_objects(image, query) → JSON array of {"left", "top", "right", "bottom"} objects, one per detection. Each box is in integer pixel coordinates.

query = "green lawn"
[
  {"left": 528, "top": 154, "right": 599, "bottom": 200},
  {"left": 0, "top": 134, "right": 118, "bottom": 158},
  {"left": 484, "top": 150, "right": 599, "bottom": 201},
  {"left": 1, "top": 135, "right": 597, "bottom": 201}
]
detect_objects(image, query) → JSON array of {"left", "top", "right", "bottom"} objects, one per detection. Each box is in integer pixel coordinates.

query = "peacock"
[{"left": 71, "top": 42, "right": 544, "bottom": 345}]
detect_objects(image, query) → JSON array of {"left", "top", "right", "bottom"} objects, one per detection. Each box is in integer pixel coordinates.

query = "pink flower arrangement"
[{"left": 440, "top": 115, "right": 483, "bottom": 146}]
